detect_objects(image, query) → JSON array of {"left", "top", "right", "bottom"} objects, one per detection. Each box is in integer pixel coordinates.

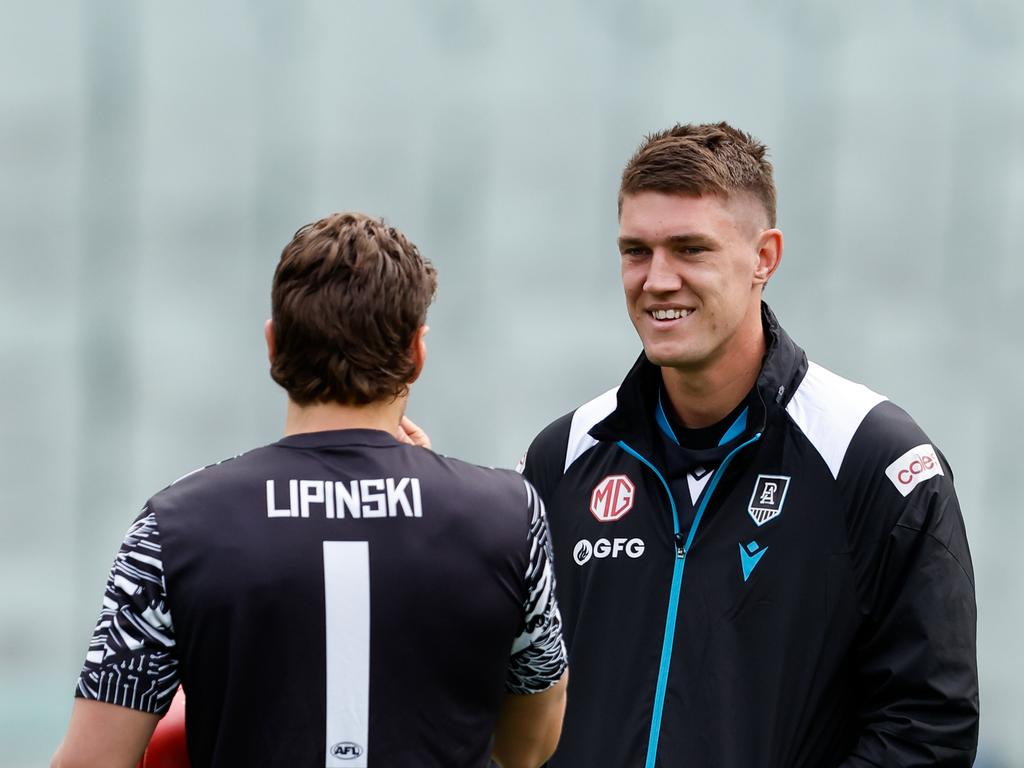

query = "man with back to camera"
[
  {"left": 52, "top": 212, "right": 569, "bottom": 768},
  {"left": 519, "top": 122, "right": 979, "bottom": 766}
]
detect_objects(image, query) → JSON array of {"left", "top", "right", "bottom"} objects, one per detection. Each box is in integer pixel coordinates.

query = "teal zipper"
[{"left": 618, "top": 430, "right": 762, "bottom": 768}]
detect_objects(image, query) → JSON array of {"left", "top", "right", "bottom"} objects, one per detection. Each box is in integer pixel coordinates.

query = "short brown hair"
[
  {"left": 269, "top": 212, "right": 437, "bottom": 406},
  {"left": 619, "top": 121, "right": 777, "bottom": 226}
]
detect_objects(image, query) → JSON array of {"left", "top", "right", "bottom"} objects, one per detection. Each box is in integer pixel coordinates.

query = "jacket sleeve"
[{"left": 838, "top": 405, "right": 979, "bottom": 767}]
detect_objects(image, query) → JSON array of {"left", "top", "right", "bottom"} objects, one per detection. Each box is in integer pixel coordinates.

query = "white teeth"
[{"left": 652, "top": 309, "right": 692, "bottom": 320}]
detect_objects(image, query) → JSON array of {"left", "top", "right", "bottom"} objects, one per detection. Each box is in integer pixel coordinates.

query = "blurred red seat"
[{"left": 137, "top": 687, "right": 189, "bottom": 768}]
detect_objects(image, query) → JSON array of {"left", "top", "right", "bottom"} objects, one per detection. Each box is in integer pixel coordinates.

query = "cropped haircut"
[
  {"left": 619, "top": 121, "right": 777, "bottom": 227},
  {"left": 270, "top": 212, "right": 437, "bottom": 406}
]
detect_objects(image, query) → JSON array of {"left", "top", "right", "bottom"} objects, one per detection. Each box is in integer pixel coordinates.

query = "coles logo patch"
[
  {"left": 884, "top": 444, "right": 944, "bottom": 497},
  {"left": 514, "top": 451, "right": 527, "bottom": 474},
  {"left": 590, "top": 475, "right": 635, "bottom": 522}
]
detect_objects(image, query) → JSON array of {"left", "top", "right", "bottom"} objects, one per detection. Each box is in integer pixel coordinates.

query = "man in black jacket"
[{"left": 520, "top": 122, "right": 978, "bottom": 767}]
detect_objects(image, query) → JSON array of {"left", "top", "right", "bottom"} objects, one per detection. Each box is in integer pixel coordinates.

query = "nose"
[{"left": 642, "top": 249, "right": 682, "bottom": 294}]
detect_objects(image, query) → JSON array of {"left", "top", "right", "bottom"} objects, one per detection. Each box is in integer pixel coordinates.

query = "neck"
[
  {"left": 661, "top": 312, "right": 766, "bottom": 430},
  {"left": 283, "top": 396, "right": 407, "bottom": 438}
]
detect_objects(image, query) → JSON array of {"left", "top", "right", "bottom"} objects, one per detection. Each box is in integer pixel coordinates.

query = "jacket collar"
[{"left": 590, "top": 302, "right": 808, "bottom": 453}]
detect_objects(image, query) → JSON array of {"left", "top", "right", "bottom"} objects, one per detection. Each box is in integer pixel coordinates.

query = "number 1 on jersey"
[{"left": 323, "top": 541, "right": 370, "bottom": 767}]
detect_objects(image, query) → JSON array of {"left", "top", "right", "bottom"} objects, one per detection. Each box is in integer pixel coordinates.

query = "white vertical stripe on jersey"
[{"left": 323, "top": 541, "right": 371, "bottom": 768}]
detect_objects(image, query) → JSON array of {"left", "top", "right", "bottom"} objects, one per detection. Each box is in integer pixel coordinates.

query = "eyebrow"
[{"left": 617, "top": 233, "right": 719, "bottom": 248}]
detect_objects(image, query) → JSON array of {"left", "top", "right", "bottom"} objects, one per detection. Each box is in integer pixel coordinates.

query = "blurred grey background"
[{"left": 2, "top": 1, "right": 1021, "bottom": 765}]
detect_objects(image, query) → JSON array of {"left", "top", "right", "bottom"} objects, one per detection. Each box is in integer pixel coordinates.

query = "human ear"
[
  {"left": 754, "top": 229, "right": 783, "bottom": 285},
  {"left": 408, "top": 325, "right": 428, "bottom": 384},
  {"left": 264, "top": 319, "right": 276, "bottom": 363}
]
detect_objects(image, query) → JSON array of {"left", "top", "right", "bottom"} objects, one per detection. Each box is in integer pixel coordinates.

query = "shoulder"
[
  {"left": 521, "top": 386, "right": 619, "bottom": 493},
  {"left": 411, "top": 453, "right": 543, "bottom": 563},
  {"left": 785, "top": 359, "right": 942, "bottom": 485},
  {"left": 784, "top": 360, "right": 889, "bottom": 479},
  {"left": 786, "top": 361, "right": 957, "bottom": 533},
  {"left": 429, "top": 451, "right": 529, "bottom": 499},
  {"left": 840, "top": 398, "right": 950, "bottom": 513},
  {"left": 146, "top": 444, "right": 277, "bottom": 511}
]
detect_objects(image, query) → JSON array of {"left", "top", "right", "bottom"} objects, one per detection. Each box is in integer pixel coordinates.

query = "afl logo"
[
  {"left": 331, "top": 742, "right": 364, "bottom": 760},
  {"left": 590, "top": 474, "right": 635, "bottom": 522}
]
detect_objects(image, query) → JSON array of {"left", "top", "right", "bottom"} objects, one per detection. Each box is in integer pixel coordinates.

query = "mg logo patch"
[
  {"left": 590, "top": 475, "right": 635, "bottom": 522},
  {"left": 747, "top": 475, "right": 790, "bottom": 526}
]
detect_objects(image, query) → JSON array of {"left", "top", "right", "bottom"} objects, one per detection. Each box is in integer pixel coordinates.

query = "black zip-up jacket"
[{"left": 522, "top": 304, "right": 978, "bottom": 767}]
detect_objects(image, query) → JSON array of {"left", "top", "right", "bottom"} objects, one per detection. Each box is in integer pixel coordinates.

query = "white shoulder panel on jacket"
[
  {"left": 785, "top": 361, "right": 888, "bottom": 479},
  {"left": 564, "top": 387, "right": 619, "bottom": 473}
]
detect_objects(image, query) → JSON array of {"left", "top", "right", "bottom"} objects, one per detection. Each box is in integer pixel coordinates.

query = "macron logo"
[
  {"left": 739, "top": 540, "right": 768, "bottom": 582},
  {"left": 884, "top": 444, "right": 943, "bottom": 497}
]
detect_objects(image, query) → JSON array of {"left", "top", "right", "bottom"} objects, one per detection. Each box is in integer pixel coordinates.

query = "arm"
[
  {"left": 54, "top": 509, "right": 181, "bottom": 766},
  {"left": 493, "top": 480, "right": 570, "bottom": 767},
  {"left": 839, "top": 426, "right": 978, "bottom": 766},
  {"left": 51, "top": 700, "right": 159, "bottom": 768},
  {"left": 492, "top": 670, "right": 568, "bottom": 768}
]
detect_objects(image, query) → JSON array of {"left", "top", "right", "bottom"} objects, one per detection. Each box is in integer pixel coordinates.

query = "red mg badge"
[{"left": 590, "top": 475, "right": 635, "bottom": 523}]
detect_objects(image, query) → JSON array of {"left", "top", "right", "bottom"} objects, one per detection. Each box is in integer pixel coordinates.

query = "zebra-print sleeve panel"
[
  {"left": 75, "top": 508, "right": 179, "bottom": 715},
  {"left": 506, "top": 480, "right": 568, "bottom": 695}
]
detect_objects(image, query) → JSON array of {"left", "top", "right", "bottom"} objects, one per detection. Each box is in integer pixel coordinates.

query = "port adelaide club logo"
[
  {"left": 590, "top": 474, "right": 636, "bottom": 523},
  {"left": 747, "top": 474, "right": 790, "bottom": 526}
]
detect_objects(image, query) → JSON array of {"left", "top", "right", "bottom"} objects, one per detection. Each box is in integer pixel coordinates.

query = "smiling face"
[{"left": 619, "top": 190, "right": 781, "bottom": 378}]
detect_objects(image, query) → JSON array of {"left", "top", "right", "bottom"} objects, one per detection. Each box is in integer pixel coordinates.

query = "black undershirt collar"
[{"left": 655, "top": 384, "right": 755, "bottom": 478}]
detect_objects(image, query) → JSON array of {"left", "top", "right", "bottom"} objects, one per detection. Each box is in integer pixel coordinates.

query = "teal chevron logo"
[{"left": 739, "top": 540, "right": 768, "bottom": 582}]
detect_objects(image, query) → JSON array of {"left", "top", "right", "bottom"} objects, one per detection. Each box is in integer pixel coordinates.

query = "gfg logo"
[
  {"left": 590, "top": 475, "right": 635, "bottom": 522},
  {"left": 573, "top": 540, "right": 593, "bottom": 564},
  {"left": 331, "top": 741, "right": 364, "bottom": 760},
  {"left": 884, "top": 444, "right": 944, "bottom": 497},
  {"left": 573, "top": 537, "right": 645, "bottom": 565}
]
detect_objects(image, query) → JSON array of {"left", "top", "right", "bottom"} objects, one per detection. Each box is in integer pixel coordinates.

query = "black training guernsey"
[{"left": 76, "top": 429, "right": 567, "bottom": 767}]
